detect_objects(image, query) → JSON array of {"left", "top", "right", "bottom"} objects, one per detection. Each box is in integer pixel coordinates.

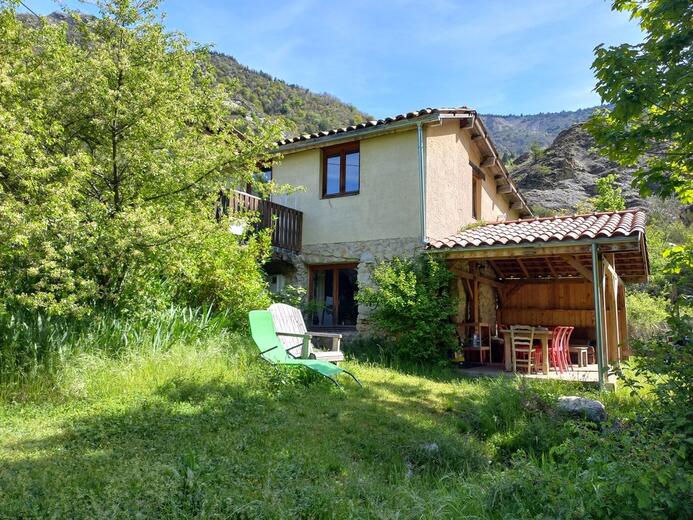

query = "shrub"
[
  {"left": 626, "top": 290, "right": 669, "bottom": 339},
  {"left": 535, "top": 164, "right": 551, "bottom": 176},
  {"left": 593, "top": 173, "right": 626, "bottom": 211},
  {"left": 529, "top": 142, "right": 545, "bottom": 158},
  {"left": 356, "top": 255, "right": 457, "bottom": 363}
]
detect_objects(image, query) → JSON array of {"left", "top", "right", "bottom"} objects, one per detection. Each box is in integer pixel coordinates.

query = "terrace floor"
[{"left": 457, "top": 363, "right": 618, "bottom": 388}]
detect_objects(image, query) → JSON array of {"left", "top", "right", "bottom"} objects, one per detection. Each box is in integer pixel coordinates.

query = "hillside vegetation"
[
  {"left": 210, "top": 52, "right": 371, "bottom": 135},
  {"left": 481, "top": 107, "right": 600, "bottom": 157},
  {"left": 1, "top": 309, "right": 683, "bottom": 519}
]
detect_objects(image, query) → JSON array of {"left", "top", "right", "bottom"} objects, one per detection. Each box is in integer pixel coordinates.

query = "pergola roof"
[
  {"left": 427, "top": 210, "right": 646, "bottom": 249},
  {"left": 427, "top": 210, "right": 649, "bottom": 282}
]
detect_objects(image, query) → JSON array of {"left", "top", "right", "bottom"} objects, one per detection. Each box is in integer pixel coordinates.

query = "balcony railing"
[{"left": 227, "top": 190, "right": 303, "bottom": 252}]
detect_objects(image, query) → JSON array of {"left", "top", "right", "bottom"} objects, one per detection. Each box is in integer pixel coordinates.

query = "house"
[
  {"left": 236, "top": 107, "right": 531, "bottom": 330},
  {"left": 230, "top": 107, "right": 649, "bottom": 388}
]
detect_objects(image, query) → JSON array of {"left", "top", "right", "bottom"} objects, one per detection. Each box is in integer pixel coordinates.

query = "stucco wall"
[
  {"left": 271, "top": 130, "right": 422, "bottom": 246},
  {"left": 424, "top": 119, "right": 519, "bottom": 241}
]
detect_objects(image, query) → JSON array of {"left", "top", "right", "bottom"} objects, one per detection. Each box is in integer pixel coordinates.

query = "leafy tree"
[
  {"left": 587, "top": 0, "right": 692, "bottom": 204},
  {"left": 0, "top": 0, "right": 279, "bottom": 316}
]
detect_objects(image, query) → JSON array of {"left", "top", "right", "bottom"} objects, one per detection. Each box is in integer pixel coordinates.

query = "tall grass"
[{"left": 0, "top": 305, "right": 238, "bottom": 396}]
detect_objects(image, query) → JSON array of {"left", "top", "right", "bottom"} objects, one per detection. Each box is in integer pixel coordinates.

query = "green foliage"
[
  {"left": 529, "top": 205, "right": 562, "bottom": 217},
  {"left": 529, "top": 142, "right": 546, "bottom": 158},
  {"left": 209, "top": 52, "right": 371, "bottom": 135},
  {"left": 626, "top": 290, "right": 669, "bottom": 339},
  {"left": 534, "top": 164, "right": 551, "bottom": 176},
  {"left": 575, "top": 173, "right": 627, "bottom": 213},
  {"left": 0, "top": 1, "right": 279, "bottom": 316},
  {"left": 594, "top": 173, "right": 627, "bottom": 211},
  {"left": 357, "top": 255, "right": 458, "bottom": 364},
  {"left": 644, "top": 212, "right": 693, "bottom": 297},
  {"left": 269, "top": 284, "right": 307, "bottom": 308},
  {"left": 1, "top": 329, "right": 668, "bottom": 518},
  {"left": 0, "top": 305, "right": 238, "bottom": 391},
  {"left": 587, "top": 0, "right": 693, "bottom": 204},
  {"left": 1, "top": 302, "right": 689, "bottom": 519}
]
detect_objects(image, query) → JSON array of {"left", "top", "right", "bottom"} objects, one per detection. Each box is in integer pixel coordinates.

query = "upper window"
[{"left": 322, "top": 142, "right": 360, "bottom": 198}]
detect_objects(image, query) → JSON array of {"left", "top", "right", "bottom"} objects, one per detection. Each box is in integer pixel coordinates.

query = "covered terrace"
[{"left": 427, "top": 210, "right": 649, "bottom": 389}]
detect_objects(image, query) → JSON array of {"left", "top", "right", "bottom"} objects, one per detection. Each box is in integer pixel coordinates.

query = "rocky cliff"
[{"left": 510, "top": 124, "right": 642, "bottom": 212}]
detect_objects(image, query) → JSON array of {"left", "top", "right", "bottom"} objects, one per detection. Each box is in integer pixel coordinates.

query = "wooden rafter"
[
  {"left": 560, "top": 254, "right": 593, "bottom": 281},
  {"left": 488, "top": 260, "right": 503, "bottom": 278},
  {"left": 516, "top": 258, "right": 530, "bottom": 278},
  {"left": 449, "top": 266, "right": 504, "bottom": 289},
  {"left": 481, "top": 156, "right": 496, "bottom": 168},
  {"left": 544, "top": 257, "right": 558, "bottom": 277},
  {"left": 501, "top": 282, "right": 525, "bottom": 300}
]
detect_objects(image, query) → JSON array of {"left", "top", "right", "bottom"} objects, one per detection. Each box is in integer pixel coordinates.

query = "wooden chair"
[
  {"left": 458, "top": 322, "right": 492, "bottom": 365},
  {"left": 510, "top": 325, "right": 535, "bottom": 374},
  {"left": 268, "top": 303, "right": 344, "bottom": 363}
]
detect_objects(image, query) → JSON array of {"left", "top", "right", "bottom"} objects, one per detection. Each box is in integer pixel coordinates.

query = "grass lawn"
[{"left": 0, "top": 336, "right": 644, "bottom": 519}]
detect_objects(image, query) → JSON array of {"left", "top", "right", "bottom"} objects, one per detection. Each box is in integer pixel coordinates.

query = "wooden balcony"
[{"left": 226, "top": 190, "right": 303, "bottom": 252}]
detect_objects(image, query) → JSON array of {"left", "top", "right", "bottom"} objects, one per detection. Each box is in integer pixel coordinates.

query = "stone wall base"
[{"left": 270, "top": 237, "right": 423, "bottom": 334}]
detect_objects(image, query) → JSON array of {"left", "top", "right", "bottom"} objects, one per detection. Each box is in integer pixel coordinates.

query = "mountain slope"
[
  {"left": 480, "top": 107, "right": 600, "bottom": 156},
  {"left": 510, "top": 123, "right": 641, "bottom": 212},
  {"left": 210, "top": 52, "right": 371, "bottom": 135},
  {"left": 19, "top": 12, "right": 372, "bottom": 136}
]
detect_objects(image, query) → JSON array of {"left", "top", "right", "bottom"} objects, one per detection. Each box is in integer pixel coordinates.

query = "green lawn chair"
[{"left": 249, "top": 310, "right": 361, "bottom": 388}]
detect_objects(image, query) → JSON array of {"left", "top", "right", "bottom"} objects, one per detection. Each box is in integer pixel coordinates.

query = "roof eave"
[
  {"left": 426, "top": 233, "right": 644, "bottom": 256},
  {"left": 273, "top": 113, "right": 446, "bottom": 154},
  {"left": 468, "top": 116, "right": 532, "bottom": 217}
]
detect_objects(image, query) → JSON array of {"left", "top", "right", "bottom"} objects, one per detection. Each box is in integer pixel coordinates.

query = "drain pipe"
[
  {"left": 417, "top": 121, "right": 427, "bottom": 243},
  {"left": 591, "top": 242, "right": 606, "bottom": 391}
]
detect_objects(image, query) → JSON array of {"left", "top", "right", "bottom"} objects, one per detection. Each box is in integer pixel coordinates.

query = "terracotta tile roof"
[
  {"left": 426, "top": 210, "right": 647, "bottom": 250},
  {"left": 276, "top": 107, "right": 474, "bottom": 146}
]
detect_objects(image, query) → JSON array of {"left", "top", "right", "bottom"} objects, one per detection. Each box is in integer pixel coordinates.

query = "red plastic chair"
[
  {"left": 535, "top": 326, "right": 572, "bottom": 374},
  {"left": 561, "top": 326, "right": 575, "bottom": 371},
  {"left": 533, "top": 326, "right": 562, "bottom": 374}
]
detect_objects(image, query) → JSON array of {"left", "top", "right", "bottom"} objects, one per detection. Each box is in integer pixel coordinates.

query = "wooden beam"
[
  {"left": 544, "top": 257, "right": 558, "bottom": 278},
  {"left": 488, "top": 259, "right": 503, "bottom": 278},
  {"left": 460, "top": 116, "right": 475, "bottom": 129},
  {"left": 510, "top": 201, "right": 525, "bottom": 210},
  {"left": 498, "top": 277, "right": 589, "bottom": 285},
  {"left": 501, "top": 282, "right": 525, "bottom": 300},
  {"left": 497, "top": 185, "right": 513, "bottom": 194},
  {"left": 471, "top": 134, "right": 484, "bottom": 141},
  {"left": 481, "top": 156, "right": 496, "bottom": 168},
  {"left": 560, "top": 254, "right": 593, "bottom": 281},
  {"left": 516, "top": 258, "right": 530, "bottom": 278},
  {"left": 442, "top": 244, "right": 593, "bottom": 260},
  {"left": 449, "top": 266, "right": 504, "bottom": 289}
]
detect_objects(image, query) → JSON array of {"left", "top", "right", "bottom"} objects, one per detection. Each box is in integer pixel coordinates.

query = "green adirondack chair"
[{"left": 249, "top": 310, "right": 361, "bottom": 388}]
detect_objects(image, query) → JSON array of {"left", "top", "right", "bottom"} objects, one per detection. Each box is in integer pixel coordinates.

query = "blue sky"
[{"left": 23, "top": 0, "right": 642, "bottom": 117}]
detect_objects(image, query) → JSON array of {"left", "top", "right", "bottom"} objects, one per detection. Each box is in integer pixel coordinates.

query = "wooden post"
[
  {"left": 602, "top": 254, "right": 621, "bottom": 365},
  {"left": 618, "top": 279, "right": 629, "bottom": 357},
  {"left": 591, "top": 243, "right": 606, "bottom": 390}
]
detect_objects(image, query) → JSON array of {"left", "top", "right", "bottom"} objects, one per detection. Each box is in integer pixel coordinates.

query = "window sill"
[{"left": 321, "top": 191, "right": 360, "bottom": 200}]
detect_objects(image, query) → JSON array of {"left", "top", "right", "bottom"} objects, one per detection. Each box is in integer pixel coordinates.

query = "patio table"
[{"left": 500, "top": 327, "right": 552, "bottom": 374}]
